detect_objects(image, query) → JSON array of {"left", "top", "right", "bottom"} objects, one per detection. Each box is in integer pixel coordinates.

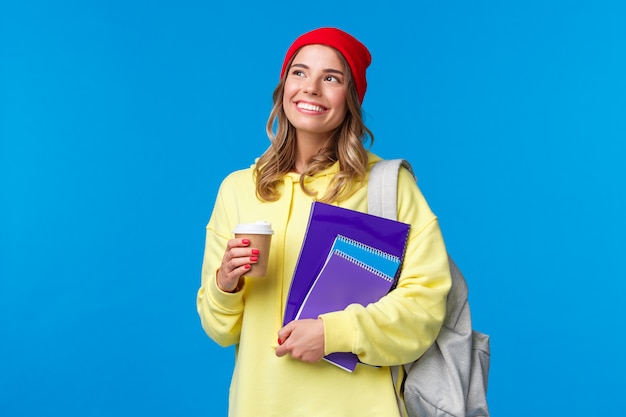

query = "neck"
[{"left": 293, "top": 132, "right": 332, "bottom": 173}]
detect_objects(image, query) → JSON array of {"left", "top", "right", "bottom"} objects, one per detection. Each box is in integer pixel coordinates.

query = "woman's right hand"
[{"left": 216, "top": 238, "right": 259, "bottom": 292}]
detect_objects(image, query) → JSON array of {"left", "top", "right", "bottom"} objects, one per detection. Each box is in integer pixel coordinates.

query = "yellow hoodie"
[{"left": 197, "top": 152, "right": 451, "bottom": 417}]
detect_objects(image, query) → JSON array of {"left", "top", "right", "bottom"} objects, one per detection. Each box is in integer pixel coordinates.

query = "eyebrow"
[{"left": 291, "top": 63, "right": 344, "bottom": 75}]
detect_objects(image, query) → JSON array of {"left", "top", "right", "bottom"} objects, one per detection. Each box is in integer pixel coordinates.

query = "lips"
[{"left": 296, "top": 101, "right": 327, "bottom": 113}]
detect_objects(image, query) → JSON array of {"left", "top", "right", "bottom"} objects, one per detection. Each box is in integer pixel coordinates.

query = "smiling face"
[{"left": 282, "top": 44, "right": 349, "bottom": 143}]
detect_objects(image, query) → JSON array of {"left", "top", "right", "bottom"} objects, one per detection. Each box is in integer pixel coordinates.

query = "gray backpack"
[{"left": 368, "top": 159, "right": 491, "bottom": 417}]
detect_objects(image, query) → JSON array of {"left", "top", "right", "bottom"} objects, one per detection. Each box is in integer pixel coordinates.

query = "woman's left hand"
[{"left": 275, "top": 319, "right": 325, "bottom": 363}]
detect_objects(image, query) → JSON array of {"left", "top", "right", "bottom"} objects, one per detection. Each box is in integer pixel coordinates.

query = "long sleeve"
[
  {"left": 319, "top": 166, "right": 452, "bottom": 366},
  {"left": 196, "top": 178, "right": 245, "bottom": 347}
]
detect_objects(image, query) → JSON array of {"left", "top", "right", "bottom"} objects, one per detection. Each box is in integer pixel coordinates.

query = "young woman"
[{"left": 197, "top": 27, "right": 451, "bottom": 417}]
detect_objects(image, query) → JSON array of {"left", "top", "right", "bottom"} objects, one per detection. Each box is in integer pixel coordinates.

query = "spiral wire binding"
[
  {"left": 334, "top": 250, "right": 395, "bottom": 283},
  {"left": 336, "top": 234, "right": 400, "bottom": 263}
]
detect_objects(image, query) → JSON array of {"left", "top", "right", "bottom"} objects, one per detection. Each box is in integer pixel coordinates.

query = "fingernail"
[
  {"left": 252, "top": 249, "right": 259, "bottom": 255},
  {"left": 278, "top": 337, "right": 283, "bottom": 345},
  {"left": 244, "top": 264, "right": 251, "bottom": 270},
  {"left": 242, "top": 239, "right": 250, "bottom": 245},
  {"left": 250, "top": 256, "right": 258, "bottom": 262}
]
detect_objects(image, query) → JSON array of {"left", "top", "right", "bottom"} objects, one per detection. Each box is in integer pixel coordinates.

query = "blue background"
[{"left": 1, "top": 1, "right": 624, "bottom": 415}]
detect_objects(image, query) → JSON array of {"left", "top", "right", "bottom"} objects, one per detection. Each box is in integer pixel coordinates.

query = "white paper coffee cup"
[{"left": 233, "top": 221, "right": 273, "bottom": 277}]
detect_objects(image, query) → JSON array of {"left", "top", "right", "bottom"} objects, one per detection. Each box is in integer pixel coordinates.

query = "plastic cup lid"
[{"left": 233, "top": 221, "right": 273, "bottom": 235}]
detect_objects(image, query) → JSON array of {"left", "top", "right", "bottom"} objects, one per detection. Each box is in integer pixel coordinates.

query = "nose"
[{"left": 303, "top": 78, "right": 320, "bottom": 96}]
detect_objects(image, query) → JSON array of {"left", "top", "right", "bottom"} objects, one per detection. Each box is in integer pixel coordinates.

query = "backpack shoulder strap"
[
  {"left": 368, "top": 159, "right": 415, "bottom": 220},
  {"left": 368, "top": 158, "right": 416, "bottom": 416}
]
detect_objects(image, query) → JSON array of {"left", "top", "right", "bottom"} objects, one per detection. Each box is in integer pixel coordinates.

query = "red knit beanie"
[{"left": 280, "top": 27, "right": 372, "bottom": 104}]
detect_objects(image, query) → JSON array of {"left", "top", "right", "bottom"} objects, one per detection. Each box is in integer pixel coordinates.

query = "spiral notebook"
[
  {"left": 295, "top": 235, "right": 402, "bottom": 372},
  {"left": 284, "top": 202, "right": 410, "bottom": 327}
]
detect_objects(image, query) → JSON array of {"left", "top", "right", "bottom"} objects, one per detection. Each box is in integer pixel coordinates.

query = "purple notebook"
[
  {"left": 295, "top": 246, "right": 399, "bottom": 371},
  {"left": 284, "top": 202, "right": 410, "bottom": 326},
  {"left": 283, "top": 202, "right": 410, "bottom": 371}
]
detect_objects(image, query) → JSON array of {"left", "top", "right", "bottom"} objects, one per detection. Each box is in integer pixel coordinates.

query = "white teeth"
[{"left": 297, "top": 102, "right": 325, "bottom": 112}]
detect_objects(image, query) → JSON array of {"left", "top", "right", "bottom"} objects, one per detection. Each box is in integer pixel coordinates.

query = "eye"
[
  {"left": 324, "top": 75, "right": 342, "bottom": 83},
  {"left": 291, "top": 69, "right": 305, "bottom": 77}
]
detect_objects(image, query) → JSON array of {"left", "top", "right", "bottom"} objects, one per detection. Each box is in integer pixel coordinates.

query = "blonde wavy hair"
[{"left": 254, "top": 50, "right": 374, "bottom": 203}]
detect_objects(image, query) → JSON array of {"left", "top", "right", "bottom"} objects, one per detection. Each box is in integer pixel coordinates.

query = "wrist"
[
  {"left": 216, "top": 271, "right": 244, "bottom": 293},
  {"left": 227, "top": 278, "right": 245, "bottom": 293}
]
